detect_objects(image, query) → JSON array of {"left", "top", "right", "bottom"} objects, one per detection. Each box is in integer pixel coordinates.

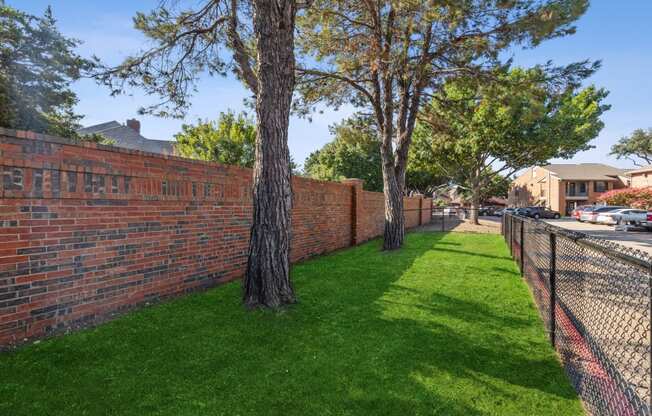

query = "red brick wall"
[
  {"left": 404, "top": 197, "right": 420, "bottom": 228},
  {"left": 0, "top": 129, "right": 430, "bottom": 346},
  {"left": 360, "top": 191, "right": 385, "bottom": 242}
]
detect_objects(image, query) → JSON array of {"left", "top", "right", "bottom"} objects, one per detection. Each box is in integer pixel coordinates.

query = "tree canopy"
[
  {"left": 94, "top": 0, "right": 261, "bottom": 117},
  {"left": 610, "top": 128, "right": 652, "bottom": 166},
  {"left": 175, "top": 111, "right": 298, "bottom": 171},
  {"left": 414, "top": 67, "right": 609, "bottom": 222},
  {"left": 295, "top": 0, "right": 595, "bottom": 248},
  {"left": 304, "top": 116, "right": 383, "bottom": 191},
  {"left": 304, "top": 115, "right": 443, "bottom": 193},
  {"left": 175, "top": 111, "right": 256, "bottom": 167},
  {"left": 0, "top": 4, "right": 93, "bottom": 137}
]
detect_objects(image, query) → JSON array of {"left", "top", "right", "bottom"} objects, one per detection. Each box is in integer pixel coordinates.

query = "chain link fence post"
[
  {"left": 549, "top": 232, "right": 556, "bottom": 347},
  {"left": 520, "top": 220, "right": 525, "bottom": 276},
  {"left": 441, "top": 208, "right": 445, "bottom": 232},
  {"left": 509, "top": 215, "right": 514, "bottom": 254}
]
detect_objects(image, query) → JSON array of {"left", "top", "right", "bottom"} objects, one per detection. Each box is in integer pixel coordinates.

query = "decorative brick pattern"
[{"left": 0, "top": 128, "right": 431, "bottom": 347}]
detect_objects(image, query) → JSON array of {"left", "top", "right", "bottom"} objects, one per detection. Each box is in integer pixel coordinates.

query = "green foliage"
[
  {"left": 296, "top": 0, "right": 591, "bottom": 114},
  {"left": 0, "top": 4, "right": 93, "bottom": 137},
  {"left": 175, "top": 111, "right": 299, "bottom": 172},
  {"left": 295, "top": 0, "right": 594, "bottom": 204},
  {"left": 0, "top": 232, "right": 582, "bottom": 415},
  {"left": 406, "top": 123, "right": 448, "bottom": 193},
  {"left": 175, "top": 112, "right": 256, "bottom": 168},
  {"left": 303, "top": 116, "right": 383, "bottom": 191},
  {"left": 74, "top": 132, "right": 115, "bottom": 146},
  {"left": 304, "top": 115, "right": 443, "bottom": 192},
  {"left": 415, "top": 67, "right": 609, "bottom": 202},
  {"left": 610, "top": 128, "right": 652, "bottom": 166},
  {"left": 483, "top": 174, "right": 511, "bottom": 199}
]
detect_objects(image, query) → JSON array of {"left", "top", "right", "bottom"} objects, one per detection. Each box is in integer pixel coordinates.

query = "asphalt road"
[{"left": 544, "top": 218, "right": 652, "bottom": 255}]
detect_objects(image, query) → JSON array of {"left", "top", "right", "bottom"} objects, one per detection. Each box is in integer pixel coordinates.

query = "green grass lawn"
[{"left": 0, "top": 232, "right": 582, "bottom": 416}]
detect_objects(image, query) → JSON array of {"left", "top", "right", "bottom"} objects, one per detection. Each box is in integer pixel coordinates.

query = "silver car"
[
  {"left": 595, "top": 208, "right": 647, "bottom": 225},
  {"left": 579, "top": 206, "right": 627, "bottom": 223}
]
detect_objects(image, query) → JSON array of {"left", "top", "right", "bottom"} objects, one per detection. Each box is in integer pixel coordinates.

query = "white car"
[{"left": 595, "top": 208, "right": 647, "bottom": 225}]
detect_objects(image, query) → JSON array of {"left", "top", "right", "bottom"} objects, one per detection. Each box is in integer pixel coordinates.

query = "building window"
[
  {"left": 579, "top": 182, "right": 587, "bottom": 194},
  {"left": 594, "top": 181, "right": 607, "bottom": 193}
]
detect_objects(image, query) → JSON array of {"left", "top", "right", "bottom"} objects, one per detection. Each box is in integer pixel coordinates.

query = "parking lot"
[{"left": 544, "top": 218, "right": 652, "bottom": 255}]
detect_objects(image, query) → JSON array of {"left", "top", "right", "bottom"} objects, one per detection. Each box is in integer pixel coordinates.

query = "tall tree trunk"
[
  {"left": 380, "top": 130, "right": 404, "bottom": 250},
  {"left": 469, "top": 167, "right": 482, "bottom": 225},
  {"left": 243, "top": 0, "right": 296, "bottom": 308},
  {"left": 470, "top": 187, "right": 481, "bottom": 225},
  {"left": 383, "top": 169, "right": 404, "bottom": 250}
]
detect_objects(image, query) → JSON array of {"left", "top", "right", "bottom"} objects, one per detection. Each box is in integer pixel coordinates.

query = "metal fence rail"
[{"left": 502, "top": 214, "right": 652, "bottom": 415}]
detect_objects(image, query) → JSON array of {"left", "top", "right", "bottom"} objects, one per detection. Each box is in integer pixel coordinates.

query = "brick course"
[{"left": 0, "top": 128, "right": 431, "bottom": 347}]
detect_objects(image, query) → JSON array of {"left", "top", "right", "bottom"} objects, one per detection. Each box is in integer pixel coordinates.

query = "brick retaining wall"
[{"left": 0, "top": 128, "right": 431, "bottom": 346}]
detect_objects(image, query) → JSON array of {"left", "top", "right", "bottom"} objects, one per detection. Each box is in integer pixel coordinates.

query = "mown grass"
[{"left": 0, "top": 232, "right": 582, "bottom": 415}]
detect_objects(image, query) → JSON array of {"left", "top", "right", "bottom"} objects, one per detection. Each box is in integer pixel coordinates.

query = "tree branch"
[
  {"left": 296, "top": 68, "right": 374, "bottom": 103},
  {"left": 228, "top": 0, "right": 258, "bottom": 94}
]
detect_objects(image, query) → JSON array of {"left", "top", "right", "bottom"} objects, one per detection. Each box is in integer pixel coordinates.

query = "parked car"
[
  {"left": 496, "top": 207, "right": 516, "bottom": 216},
  {"left": 515, "top": 206, "right": 561, "bottom": 219},
  {"left": 579, "top": 206, "right": 627, "bottom": 223},
  {"left": 492, "top": 208, "right": 506, "bottom": 216},
  {"left": 479, "top": 205, "right": 502, "bottom": 216},
  {"left": 570, "top": 205, "right": 593, "bottom": 220},
  {"left": 640, "top": 212, "right": 652, "bottom": 230},
  {"left": 595, "top": 208, "right": 648, "bottom": 225}
]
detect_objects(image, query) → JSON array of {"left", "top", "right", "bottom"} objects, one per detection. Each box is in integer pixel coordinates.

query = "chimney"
[{"left": 126, "top": 119, "right": 141, "bottom": 134}]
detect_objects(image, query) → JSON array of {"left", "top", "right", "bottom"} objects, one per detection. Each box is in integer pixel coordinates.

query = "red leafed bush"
[{"left": 597, "top": 187, "right": 652, "bottom": 209}]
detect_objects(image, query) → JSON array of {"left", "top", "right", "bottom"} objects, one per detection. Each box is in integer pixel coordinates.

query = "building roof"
[
  {"left": 541, "top": 163, "right": 629, "bottom": 180},
  {"left": 626, "top": 165, "right": 652, "bottom": 175},
  {"left": 78, "top": 121, "right": 175, "bottom": 155}
]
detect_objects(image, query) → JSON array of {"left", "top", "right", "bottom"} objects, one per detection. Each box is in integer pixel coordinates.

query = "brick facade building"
[
  {"left": 508, "top": 164, "right": 629, "bottom": 215},
  {"left": 627, "top": 165, "right": 652, "bottom": 188}
]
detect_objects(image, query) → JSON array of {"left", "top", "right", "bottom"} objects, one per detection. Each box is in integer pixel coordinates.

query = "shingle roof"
[
  {"left": 542, "top": 163, "right": 629, "bottom": 180},
  {"left": 78, "top": 121, "right": 175, "bottom": 155}
]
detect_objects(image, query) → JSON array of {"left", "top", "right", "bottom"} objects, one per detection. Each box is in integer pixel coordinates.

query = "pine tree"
[{"left": 0, "top": 4, "right": 92, "bottom": 137}]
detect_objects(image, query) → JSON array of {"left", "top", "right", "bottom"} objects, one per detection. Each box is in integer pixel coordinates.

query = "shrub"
[{"left": 597, "top": 187, "right": 652, "bottom": 209}]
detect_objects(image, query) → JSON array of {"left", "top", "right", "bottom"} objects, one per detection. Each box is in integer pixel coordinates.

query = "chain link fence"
[
  {"left": 502, "top": 213, "right": 651, "bottom": 415},
  {"left": 431, "top": 207, "right": 494, "bottom": 231}
]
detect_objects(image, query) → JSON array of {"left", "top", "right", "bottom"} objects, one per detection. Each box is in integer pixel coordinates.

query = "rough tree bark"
[
  {"left": 379, "top": 80, "right": 405, "bottom": 250},
  {"left": 469, "top": 186, "right": 481, "bottom": 225},
  {"left": 243, "top": 0, "right": 297, "bottom": 308},
  {"left": 377, "top": 16, "right": 430, "bottom": 250},
  {"left": 381, "top": 144, "right": 405, "bottom": 250}
]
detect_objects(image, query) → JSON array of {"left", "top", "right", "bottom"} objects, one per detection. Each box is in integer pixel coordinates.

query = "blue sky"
[{"left": 12, "top": 0, "right": 652, "bottom": 169}]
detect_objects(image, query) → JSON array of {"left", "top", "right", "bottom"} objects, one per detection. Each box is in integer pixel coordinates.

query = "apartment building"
[
  {"left": 508, "top": 164, "right": 629, "bottom": 215},
  {"left": 626, "top": 165, "right": 652, "bottom": 188}
]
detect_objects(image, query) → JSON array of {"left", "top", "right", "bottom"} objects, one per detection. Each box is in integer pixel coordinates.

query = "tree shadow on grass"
[
  {"left": 429, "top": 246, "right": 513, "bottom": 261},
  {"left": 0, "top": 232, "right": 580, "bottom": 416}
]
